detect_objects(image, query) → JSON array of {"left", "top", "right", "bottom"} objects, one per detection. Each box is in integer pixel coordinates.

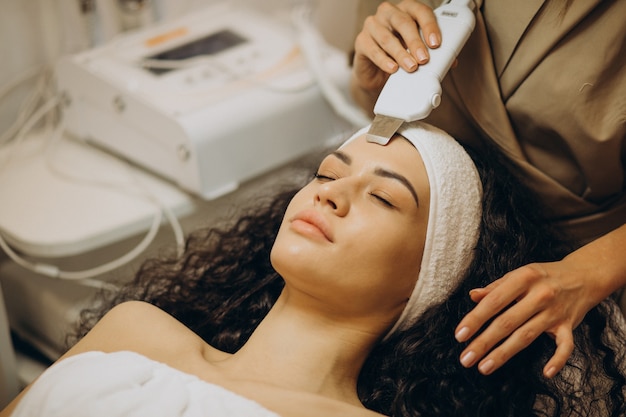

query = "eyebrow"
[{"left": 330, "top": 150, "right": 420, "bottom": 207}]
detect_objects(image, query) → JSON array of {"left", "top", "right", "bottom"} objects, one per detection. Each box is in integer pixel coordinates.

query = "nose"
[{"left": 315, "top": 180, "right": 350, "bottom": 216}]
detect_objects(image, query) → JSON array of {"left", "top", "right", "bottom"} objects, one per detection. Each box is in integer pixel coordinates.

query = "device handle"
[{"left": 372, "top": 0, "right": 476, "bottom": 121}]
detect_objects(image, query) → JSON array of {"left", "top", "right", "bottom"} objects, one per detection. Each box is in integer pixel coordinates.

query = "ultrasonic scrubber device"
[{"left": 367, "top": 0, "right": 476, "bottom": 144}]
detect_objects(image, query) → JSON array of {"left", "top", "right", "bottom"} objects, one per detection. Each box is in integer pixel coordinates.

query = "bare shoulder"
[
  {"left": 64, "top": 301, "right": 208, "bottom": 359},
  {"left": 99, "top": 300, "right": 182, "bottom": 329},
  {"left": 1, "top": 301, "right": 212, "bottom": 417}
]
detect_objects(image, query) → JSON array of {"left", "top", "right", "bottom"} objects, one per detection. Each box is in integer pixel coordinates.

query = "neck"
[{"left": 214, "top": 288, "right": 385, "bottom": 406}]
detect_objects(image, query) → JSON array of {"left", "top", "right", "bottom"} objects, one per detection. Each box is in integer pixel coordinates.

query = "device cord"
[{"left": 0, "top": 78, "right": 185, "bottom": 291}]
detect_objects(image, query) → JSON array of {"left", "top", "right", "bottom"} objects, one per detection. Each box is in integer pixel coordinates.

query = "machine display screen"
[{"left": 144, "top": 29, "right": 248, "bottom": 75}]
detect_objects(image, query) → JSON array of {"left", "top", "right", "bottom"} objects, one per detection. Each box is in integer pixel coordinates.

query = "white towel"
[
  {"left": 341, "top": 121, "right": 483, "bottom": 336},
  {"left": 10, "top": 351, "right": 280, "bottom": 417}
]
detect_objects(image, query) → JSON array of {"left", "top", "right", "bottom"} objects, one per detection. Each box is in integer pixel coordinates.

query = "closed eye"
[
  {"left": 370, "top": 193, "right": 395, "bottom": 208},
  {"left": 314, "top": 173, "right": 336, "bottom": 182}
]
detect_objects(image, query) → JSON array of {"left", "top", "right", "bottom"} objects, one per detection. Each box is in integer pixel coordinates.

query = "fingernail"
[
  {"left": 429, "top": 33, "right": 439, "bottom": 47},
  {"left": 545, "top": 366, "right": 556, "bottom": 379},
  {"left": 460, "top": 351, "right": 476, "bottom": 367},
  {"left": 403, "top": 57, "right": 417, "bottom": 70},
  {"left": 416, "top": 48, "right": 428, "bottom": 63},
  {"left": 385, "top": 60, "right": 398, "bottom": 71},
  {"left": 455, "top": 326, "right": 470, "bottom": 342},
  {"left": 479, "top": 359, "right": 495, "bottom": 375}
]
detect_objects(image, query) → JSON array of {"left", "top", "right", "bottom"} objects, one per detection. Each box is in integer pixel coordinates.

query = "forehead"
[
  {"left": 339, "top": 133, "right": 423, "bottom": 170},
  {"left": 338, "top": 133, "right": 430, "bottom": 198}
]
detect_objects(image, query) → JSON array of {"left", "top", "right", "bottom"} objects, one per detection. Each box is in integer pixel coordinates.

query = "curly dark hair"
[{"left": 71, "top": 143, "right": 626, "bottom": 416}]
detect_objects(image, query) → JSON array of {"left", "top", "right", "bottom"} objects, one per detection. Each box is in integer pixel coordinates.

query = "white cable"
[
  {"left": 14, "top": 94, "right": 59, "bottom": 145},
  {"left": 0, "top": 64, "right": 45, "bottom": 102},
  {"left": 0, "top": 13, "right": 184, "bottom": 289},
  {"left": 42, "top": 119, "right": 187, "bottom": 272},
  {"left": 0, "top": 95, "right": 60, "bottom": 172},
  {"left": 0, "top": 94, "right": 185, "bottom": 289},
  {"left": 0, "top": 67, "right": 51, "bottom": 146},
  {"left": 291, "top": 3, "right": 371, "bottom": 128},
  {"left": 42, "top": 119, "right": 186, "bottom": 259},
  {"left": 0, "top": 122, "right": 170, "bottom": 289},
  {"left": 0, "top": 231, "right": 121, "bottom": 292}
]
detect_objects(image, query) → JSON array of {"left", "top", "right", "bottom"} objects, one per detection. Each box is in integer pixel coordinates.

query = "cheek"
[
  {"left": 381, "top": 209, "right": 428, "bottom": 279},
  {"left": 395, "top": 230, "right": 425, "bottom": 274},
  {"left": 357, "top": 223, "right": 424, "bottom": 284}
]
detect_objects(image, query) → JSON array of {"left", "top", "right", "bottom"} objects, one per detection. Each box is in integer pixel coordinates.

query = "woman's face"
[{"left": 270, "top": 133, "right": 430, "bottom": 330}]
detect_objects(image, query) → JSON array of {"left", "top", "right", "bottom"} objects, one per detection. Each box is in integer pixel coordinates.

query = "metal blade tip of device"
[{"left": 366, "top": 115, "right": 404, "bottom": 145}]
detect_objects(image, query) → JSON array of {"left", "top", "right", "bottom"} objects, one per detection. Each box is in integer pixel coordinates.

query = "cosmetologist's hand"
[
  {"left": 453, "top": 261, "right": 592, "bottom": 378},
  {"left": 455, "top": 222, "right": 626, "bottom": 379},
  {"left": 351, "top": 1, "right": 441, "bottom": 111}
]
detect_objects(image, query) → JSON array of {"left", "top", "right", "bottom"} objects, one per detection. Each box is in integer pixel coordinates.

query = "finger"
[
  {"left": 455, "top": 274, "right": 528, "bottom": 342},
  {"left": 457, "top": 285, "right": 503, "bottom": 340},
  {"left": 372, "top": 3, "right": 421, "bottom": 69},
  {"left": 354, "top": 28, "right": 400, "bottom": 76},
  {"left": 472, "top": 314, "right": 550, "bottom": 375},
  {"left": 543, "top": 327, "right": 575, "bottom": 378},
  {"left": 397, "top": 0, "right": 441, "bottom": 49},
  {"left": 458, "top": 298, "right": 546, "bottom": 369},
  {"left": 461, "top": 274, "right": 563, "bottom": 361},
  {"left": 468, "top": 287, "right": 489, "bottom": 302},
  {"left": 466, "top": 276, "right": 507, "bottom": 302},
  {"left": 468, "top": 276, "right": 507, "bottom": 301}
]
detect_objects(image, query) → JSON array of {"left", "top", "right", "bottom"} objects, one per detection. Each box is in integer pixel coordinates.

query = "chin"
[{"left": 269, "top": 240, "right": 320, "bottom": 284}]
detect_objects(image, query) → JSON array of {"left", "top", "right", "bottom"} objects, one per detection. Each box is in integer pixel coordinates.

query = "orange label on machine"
[{"left": 145, "top": 27, "right": 189, "bottom": 48}]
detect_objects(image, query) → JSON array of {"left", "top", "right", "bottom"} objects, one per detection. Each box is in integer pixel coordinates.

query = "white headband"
[{"left": 341, "top": 121, "right": 483, "bottom": 337}]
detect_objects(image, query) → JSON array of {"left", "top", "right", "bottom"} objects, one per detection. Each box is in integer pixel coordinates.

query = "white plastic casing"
[
  {"left": 55, "top": 3, "right": 352, "bottom": 200},
  {"left": 373, "top": 0, "right": 475, "bottom": 121}
]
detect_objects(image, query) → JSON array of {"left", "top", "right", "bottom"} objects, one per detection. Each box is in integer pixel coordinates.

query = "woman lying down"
[{"left": 2, "top": 122, "right": 625, "bottom": 417}]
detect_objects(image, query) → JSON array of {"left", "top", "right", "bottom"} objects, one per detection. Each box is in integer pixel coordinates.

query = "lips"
[{"left": 290, "top": 209, "right": 334, "bottom": 242}]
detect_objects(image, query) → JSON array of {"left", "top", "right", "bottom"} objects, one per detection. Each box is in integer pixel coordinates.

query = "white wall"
[{"left": 0, "top": 1, "right": 49, "bottom": 133}]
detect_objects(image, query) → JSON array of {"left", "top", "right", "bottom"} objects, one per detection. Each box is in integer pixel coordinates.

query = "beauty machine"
[
  {"left": 367, "top": 0, "right": 476, "bottom": 144},
  {"left": 55, "top": 2, "right": 351, "bottom": 199}
]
